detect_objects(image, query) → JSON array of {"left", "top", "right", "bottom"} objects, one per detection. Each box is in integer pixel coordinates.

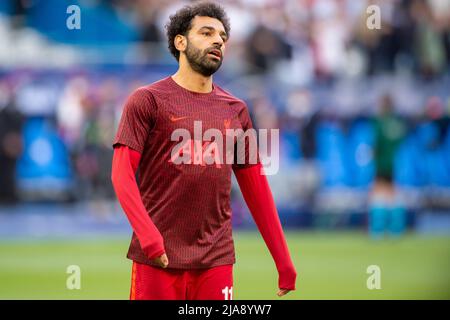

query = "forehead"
[{"left": 190, "top": 16, "right": 226, "bottom": 33}]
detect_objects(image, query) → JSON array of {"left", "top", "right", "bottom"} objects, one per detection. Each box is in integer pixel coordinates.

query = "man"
[
  {"left": 369, "top": 94, "right": 408, "bottom": 239},
  {"left": 0, "top": 88, "right": 23, "bottom": 204},
  {"left": 111, "top": 1, "right": 296, "bottom": 300}
]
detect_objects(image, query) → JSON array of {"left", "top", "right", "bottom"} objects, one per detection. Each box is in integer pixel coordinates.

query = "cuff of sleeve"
[
  {"left": 142, "top": 240, "right": 165, "bottom": 260},
  {"left": 147, "top": 249, "right": 166, "bottom": 260},
  {"left": 278, "top": 268, "right": 297, "bottom": 291}
]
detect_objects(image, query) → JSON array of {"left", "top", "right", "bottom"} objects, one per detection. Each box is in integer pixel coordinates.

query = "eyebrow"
[{"left": 198, "top": 26, "right": 228, "bottom": 39}]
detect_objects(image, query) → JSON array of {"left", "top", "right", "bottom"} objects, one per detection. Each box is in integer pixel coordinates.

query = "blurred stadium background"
[{"left": 0, "top": 0, "right": 449, "bottom": 299}]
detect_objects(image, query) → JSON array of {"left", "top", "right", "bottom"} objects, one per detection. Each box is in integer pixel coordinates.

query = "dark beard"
[{"left": 184, "top": 40, "right": 222, "bottom": 77}]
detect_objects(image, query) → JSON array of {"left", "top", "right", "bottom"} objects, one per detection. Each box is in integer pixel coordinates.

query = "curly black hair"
[{"left": 165, "top": 1, "right": 231, "bottom": 61}]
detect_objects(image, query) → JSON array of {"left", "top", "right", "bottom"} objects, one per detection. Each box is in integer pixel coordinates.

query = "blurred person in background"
[
  {"left": 416, "top": 96, "right": 450, "bottom": 209},
  {"left": 369, "top": 94, "right": 408, "bottom": 239},
  {"left": 424, "top": 96, "right": 449, "bottom": 148},
  {"left": 245, "top": 7, "right": 292, "bottom": 75},
  {"left": 0, "top": 83, "right": 24, "bottom": 204},
  {"left": 411, "top": 0, "right": 450, "bottom": 78}
]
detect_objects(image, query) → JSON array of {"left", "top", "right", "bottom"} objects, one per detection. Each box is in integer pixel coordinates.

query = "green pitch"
[{"left": 0, "top": 231, "right": 449, "bottom": 299}]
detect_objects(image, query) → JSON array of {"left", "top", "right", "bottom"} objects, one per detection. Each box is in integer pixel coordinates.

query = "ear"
[{"left": 174, "top": 34, "right": 187, "bottom": 53}]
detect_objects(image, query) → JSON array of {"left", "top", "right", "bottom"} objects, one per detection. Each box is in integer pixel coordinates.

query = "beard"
[{"left": 184, "top": 40, "right": 223, "bottom": 77}]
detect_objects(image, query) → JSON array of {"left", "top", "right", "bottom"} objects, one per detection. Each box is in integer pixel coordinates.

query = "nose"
[{"left": 213, "top": 34, "right": 224, "bottom": 47}]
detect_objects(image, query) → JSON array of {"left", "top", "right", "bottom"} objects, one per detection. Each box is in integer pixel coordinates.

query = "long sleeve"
[
  {"left": 111, "top": 144, "right": 165, "bottom": 260},
  {"left": 233, "top": 163, "right": 297, "bottom": 290}
]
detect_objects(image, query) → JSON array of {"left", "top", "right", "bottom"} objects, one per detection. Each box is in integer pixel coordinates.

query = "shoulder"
[
  {"left": 140, "top": 77, "right": 177, "bottom": 99},
  {"left": 124, "top": 87, "right": 156, "bottom": 111},
  {"left": 122, "top": 85, "right": 161, "bottom": 118},
  {"left": 122, "top": 77, "right": 175, "bottom": 107},
  {"left": 125, "top": 77, "right": 175, "bottom": 107},
  {"left": 214, "top": 84, "right": 248, "bottom": 110}
]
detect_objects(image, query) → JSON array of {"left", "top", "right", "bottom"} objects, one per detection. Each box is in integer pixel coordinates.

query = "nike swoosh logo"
[{"left": 169, "top": 115, "right": 189, "bottom": 122}]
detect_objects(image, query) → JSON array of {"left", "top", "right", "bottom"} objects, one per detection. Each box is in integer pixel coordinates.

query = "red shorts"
[{"left": 129, "top": 261, "right": 234, "bottom": 300}]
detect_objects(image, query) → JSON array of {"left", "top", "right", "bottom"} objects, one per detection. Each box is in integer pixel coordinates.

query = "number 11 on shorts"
[{"left": 221, "top": 286, "right": 233, "bottom": 300}]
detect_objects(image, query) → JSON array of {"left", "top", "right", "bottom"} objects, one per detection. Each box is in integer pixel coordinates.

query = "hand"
[
  {"left": 277, "top": 264, "right": 297, "bottom": 297},
  {"left": 277, "top": 289, "right": 292, "bottom": 297},
  {"left": 152, "top": 253, "right": 169, "bottom": 268}
]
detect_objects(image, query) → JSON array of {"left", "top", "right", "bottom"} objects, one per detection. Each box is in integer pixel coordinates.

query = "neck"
[{"left": 171, "top": 58, "right": 213, "bottom": 93}]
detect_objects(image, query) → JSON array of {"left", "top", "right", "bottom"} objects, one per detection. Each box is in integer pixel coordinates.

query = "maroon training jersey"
[{"left": 113, "top": 76, "right": 257, "bottom": 269}]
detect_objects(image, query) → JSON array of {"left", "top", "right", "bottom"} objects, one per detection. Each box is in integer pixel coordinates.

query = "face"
[{"left": 179, "top": 16, "right": 228, "bottom": 76}]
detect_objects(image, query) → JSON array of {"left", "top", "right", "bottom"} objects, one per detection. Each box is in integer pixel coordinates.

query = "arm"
[
  {"left": 111, "top": 144, "right": 166, "bottom": 261},
  {"left": 233, "top": 163, "right": 297, "bottom": 294}
]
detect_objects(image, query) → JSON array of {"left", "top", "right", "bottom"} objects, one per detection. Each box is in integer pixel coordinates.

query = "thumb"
[{"left": 161, "top": 254, "right": 169, "bottom": 267}]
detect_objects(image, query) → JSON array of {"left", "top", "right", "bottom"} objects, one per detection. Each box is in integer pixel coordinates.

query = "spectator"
[
  {"left": 369, "top": 94, "right": 408, "bottom": 239},
  {"left": 0, "top": 86, "right": 24, "bottom": 204}
]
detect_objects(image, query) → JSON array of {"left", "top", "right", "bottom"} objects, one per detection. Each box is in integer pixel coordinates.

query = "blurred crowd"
[
  {"left": 0, "top": 0, "right": 450, "bottom": 226},
  {"left": 84, "top": 0, "right": 450, "bottom": 79},
  {"left": 0, "top": 0, "right": 449, "bottom": 78}
]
